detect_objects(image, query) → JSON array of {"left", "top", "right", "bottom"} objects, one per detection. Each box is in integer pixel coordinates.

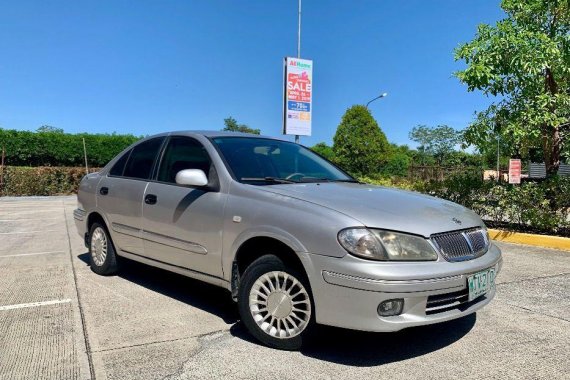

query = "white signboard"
[
  {"left": 509, "top": 159, "right": 522, "bottom": 184},
  {"left": 283, "top": 57, "right": 312, "bottom": 136}
]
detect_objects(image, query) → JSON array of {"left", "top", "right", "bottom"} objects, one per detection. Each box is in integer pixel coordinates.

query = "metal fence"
[
  {"left": 409, "top": 162, "right": 569, "bottom": 183},
  {"left": 528, "top": 163, "right": 570, "bottom": 178},
  {"left": 407, "top": 165, "right": 482, "bottom": 182}
]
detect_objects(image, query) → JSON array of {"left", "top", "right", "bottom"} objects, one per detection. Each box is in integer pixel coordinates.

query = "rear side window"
[
  {"left": 109, "top": 150, "right": 131, "bottom": 176},
  {"left": 157, "top": 137, "right": 212, "bottom": 183},
  {"left": 123, "top": 137, "right": 165, "bottom": 180}
]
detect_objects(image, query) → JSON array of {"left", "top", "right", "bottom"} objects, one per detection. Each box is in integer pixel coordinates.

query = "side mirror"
[{"left": 175, "top": 169, "right": 208, "bottom": 187}]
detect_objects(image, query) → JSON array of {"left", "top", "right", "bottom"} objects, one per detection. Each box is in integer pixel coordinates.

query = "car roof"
[{"left": 165, "top": 130, "right": 290, "bottom": 141}]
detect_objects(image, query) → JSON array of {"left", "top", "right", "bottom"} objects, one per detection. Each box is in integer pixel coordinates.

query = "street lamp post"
[
  {"left": 496, "top": 135, "right": 501, "bottom": 182},
  {"left": 366, "top": 92, "right": 388, "bottom": 108}
]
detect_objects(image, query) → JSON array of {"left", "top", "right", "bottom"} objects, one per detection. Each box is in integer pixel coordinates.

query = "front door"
[{"left": 141, "top": 136, "right": 226, "bottom": 277}]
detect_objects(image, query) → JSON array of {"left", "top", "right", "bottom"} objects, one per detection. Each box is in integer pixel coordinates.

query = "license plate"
[{"left": 467, "top": 268, "right": 496, "bottom": 302}]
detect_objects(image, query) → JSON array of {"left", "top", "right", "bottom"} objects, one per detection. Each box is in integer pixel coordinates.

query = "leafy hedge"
[
  {"left": 0, "top": 128, "right": 140, "bottom": 167},
  {"left": 2, "top": 164, "right": 568, "bottom": 237},
  {"left": 0, "top": 166, "right": 100, "bottom": 196},
  {"left": 361, "top": 173, "right": 570, "bottom": 237}
]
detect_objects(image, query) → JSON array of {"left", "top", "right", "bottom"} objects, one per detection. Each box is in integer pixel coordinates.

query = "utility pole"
[
  {"left": 83, "top": 138, "right": 89, "bottom": 175},
  {"left": 295, "top": 0, "right": 302, "bottom": 145},
  {"left": 0, "top": 146, "right": 5, "bottom": 190}
]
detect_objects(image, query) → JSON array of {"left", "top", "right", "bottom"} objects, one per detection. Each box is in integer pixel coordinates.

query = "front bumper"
[{"left": 299, "top": 243, "right": 502, "bottom": 332}]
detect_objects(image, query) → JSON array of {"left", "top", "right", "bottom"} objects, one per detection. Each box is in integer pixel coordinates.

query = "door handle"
[
  {"left": 99, "top": 187, "right": 109, "bottom": 195},
  {"left": 145, "top": 194, "right": 157, "bottom": 205}
]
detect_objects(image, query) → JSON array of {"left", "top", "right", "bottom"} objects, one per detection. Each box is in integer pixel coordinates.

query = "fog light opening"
[{"left": 377, "top": 299, "right": 404, "bottom": 316}]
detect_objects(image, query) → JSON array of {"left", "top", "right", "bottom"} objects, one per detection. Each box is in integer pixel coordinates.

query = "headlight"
[{"left": 338, "top": 228, "right": 438, "bottom": 261}]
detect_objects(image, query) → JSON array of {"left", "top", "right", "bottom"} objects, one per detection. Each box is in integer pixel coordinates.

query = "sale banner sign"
[
  {"left": 283, "top": 57, "right": 313, "bottom": 136},
  {"left": 509, "top": 159, "right": 522, "bottom": 184}
]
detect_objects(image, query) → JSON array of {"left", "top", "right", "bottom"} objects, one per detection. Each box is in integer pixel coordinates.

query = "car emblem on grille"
[{"left": 452, "top": 218, "right": 462, "bottom": 225}]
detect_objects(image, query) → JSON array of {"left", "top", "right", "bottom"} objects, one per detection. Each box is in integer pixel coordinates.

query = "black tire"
[
  {"left": 88, "top": 222, "right": 119, "bottom": 275},
  {"left": 238, "top": 254, "right": 314, "bottom": 350}
]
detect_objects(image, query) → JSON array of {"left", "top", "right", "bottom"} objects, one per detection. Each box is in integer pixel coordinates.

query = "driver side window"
[{"left": 157, "top": 137, "right": 212, "bottom": 184}]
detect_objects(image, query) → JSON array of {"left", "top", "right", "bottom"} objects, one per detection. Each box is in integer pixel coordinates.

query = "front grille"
[
  {"left": 465, "top": 229, "right": 487, "bottom": 256},
  {"left": 431, "top": 228, "right": 489, "bottom": 262},
  {"left": 425, "top": 288, "right": 486, "bottom": 315}
]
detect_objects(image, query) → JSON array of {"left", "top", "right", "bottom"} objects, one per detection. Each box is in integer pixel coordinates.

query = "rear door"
[
  {"left": 97, "top": 137, "right": 165, "bottom": 255},
  {"left": 141, "top": 136, "right": 226, "bottom": 277}
]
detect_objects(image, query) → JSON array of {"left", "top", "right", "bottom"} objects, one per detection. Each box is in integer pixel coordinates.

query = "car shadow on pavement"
[
  {"left": 78, "top": 252, "right": 475, "bottom": 365},
  {"left": 229, "top": 312, "right": 476, "bottom": 367},
  {"left": 305, "top": 315, "right": 476, "bottom": 366},
  {"left": 77, "top": 253, "right": 239, "bottom": 324}
]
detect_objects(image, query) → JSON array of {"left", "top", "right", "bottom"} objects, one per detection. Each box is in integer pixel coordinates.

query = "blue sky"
[{"left": 0, "top": 1, "right": 504, "bottom": 147}]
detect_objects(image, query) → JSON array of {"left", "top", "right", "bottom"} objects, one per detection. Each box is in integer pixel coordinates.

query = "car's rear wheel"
[
  {"left": 89, "top": 222, "right": 119, "bottom": 275},
  {"left": 238, "top": 254, "right": 314, "bottom": 350}
]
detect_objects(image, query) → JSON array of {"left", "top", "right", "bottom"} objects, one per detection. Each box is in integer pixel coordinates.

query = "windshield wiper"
[
  {"left": 241, "top": 177, "right": 298, "bottom": 184},
  {"left": 299, "top": 177, "right": 360, "bottom": 183},
  {"left": 331, "top": 179, "right": 360, "bottom": 183}
]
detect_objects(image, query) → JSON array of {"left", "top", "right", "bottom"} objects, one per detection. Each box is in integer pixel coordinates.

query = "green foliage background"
[
  {"left": 0, "top": 129, "right": 141, "bottom": 167},
  {"left": 0, "top": 166, "right": 99, "bottom": 196},
  {"left": 332, "top": 105, "right": 391, "bottom": 175},
  {"left": 360, "top": 173, "right": 570, "bottom": 237},
  {"left": 222, "top": 117, "right": 260, "bottom": 135},
  {"left": 454, "top": 0, "right": 570, "bottom": 175}
]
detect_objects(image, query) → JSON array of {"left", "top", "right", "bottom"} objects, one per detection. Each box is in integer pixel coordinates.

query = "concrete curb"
[{"left": 489, "top": 228, "right": 570, "bottom": 252}]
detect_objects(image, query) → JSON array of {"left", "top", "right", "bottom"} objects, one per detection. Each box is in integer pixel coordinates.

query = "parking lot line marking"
[
  {"left": 0, "top": 218, "right": 63, "bottom": 221},
  {"left": 0, "top": 299, "right": 72, "bottom": 311},
  {"left": 0, "top": 208, "right": 64, "bottom": 211},
  {"left": 0, "top": 208, "right": 62, "bottom": 211},
  {"left": 0, "top": 251, "right": 65, "bottom": 258},
  {"left": 0, "top": 229, "right": 60, "bottom": 235}
]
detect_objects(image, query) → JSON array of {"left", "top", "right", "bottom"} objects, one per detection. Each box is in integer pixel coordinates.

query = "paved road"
[{"left": 0, "top": 196, "right": 569, "bottom": 380}]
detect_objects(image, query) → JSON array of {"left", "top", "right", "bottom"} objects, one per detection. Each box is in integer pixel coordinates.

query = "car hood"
[{"left": 259, "top": 182, "right": 483, "bottom": 237}]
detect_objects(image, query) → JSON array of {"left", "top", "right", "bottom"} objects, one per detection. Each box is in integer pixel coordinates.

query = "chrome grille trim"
[
  {"left": 425, "top": 288, "right": 487, "bottom": 315},
  {"left": 425, "top": 289, "right": 469, "bottom": 314},
  {"left": 465, "top": 229, "right": 487, "bottom": 256},
  {"left": 430, "top": 228, "right": 489, "bottom": 262}
]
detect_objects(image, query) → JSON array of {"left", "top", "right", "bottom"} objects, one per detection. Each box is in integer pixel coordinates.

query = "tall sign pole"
[
  {"left": 295, "top": 0, "right": 302, "bottom": 144},
  {"left": 283, "top": 0, "right": 312, "bottom": 141}
]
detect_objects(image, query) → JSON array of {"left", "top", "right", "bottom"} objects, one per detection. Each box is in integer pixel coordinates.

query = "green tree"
[
  {"left": 332, "top": 105, "right": 390, "bottom": 175},
  {"left": 222, "top": 117, "right": 260, "bottom": 135},
  {"left": 455, "top": 0, "right": 570, "bottom": 177},
  {"left": 382, "top": 152, "right": 411, "bottom": 177},
  {"left": 310, "top": 142, "right": 335, "bottom": 161},
  {"left": 445, "top": 151, "right": 484, "bottom": 168},
  {"left": 409, "top": 125, "right": 461, "bottom": 165},
  {"left": 37, "top": 125, "right": 64, "bottom": 134}
]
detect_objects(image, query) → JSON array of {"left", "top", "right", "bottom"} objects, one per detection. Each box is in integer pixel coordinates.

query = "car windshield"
[{"left": 211, "top": 137, "right": 355, "bottom": 184}]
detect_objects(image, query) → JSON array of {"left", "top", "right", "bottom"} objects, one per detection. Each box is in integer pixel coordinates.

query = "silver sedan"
[{"left": 74, "top": 131, "right": 502, "bottom": 350}]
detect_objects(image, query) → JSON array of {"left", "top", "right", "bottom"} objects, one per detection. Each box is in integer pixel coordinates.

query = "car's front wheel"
[
  {"left": 238, "top": 254, "right": 314, "bottom": 350},
  {"left": 88, "top": 222, "right": 119, "bottom": 275}
]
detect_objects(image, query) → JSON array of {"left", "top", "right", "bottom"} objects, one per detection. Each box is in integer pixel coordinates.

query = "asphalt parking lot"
[{"left": 0, "top": 196, "right": 569, "bottom": 380}]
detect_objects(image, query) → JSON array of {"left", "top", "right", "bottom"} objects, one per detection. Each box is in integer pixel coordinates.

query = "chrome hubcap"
[
  {"left": 90, "top": 227, "right": 108, "bottom": 267},
  {"left": 249, "top": 271, "right": 311, "bottom": 339}
]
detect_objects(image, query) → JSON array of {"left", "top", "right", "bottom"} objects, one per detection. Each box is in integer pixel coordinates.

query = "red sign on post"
[
  {"left": 283, "top": 57, "right": 313, "bottom": 136},
  {"left": 287, "top": 72, "right": 311, "bottom": 102},
  {"left": 509, "top": 159, "right": 522, "bottom": 184}
]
